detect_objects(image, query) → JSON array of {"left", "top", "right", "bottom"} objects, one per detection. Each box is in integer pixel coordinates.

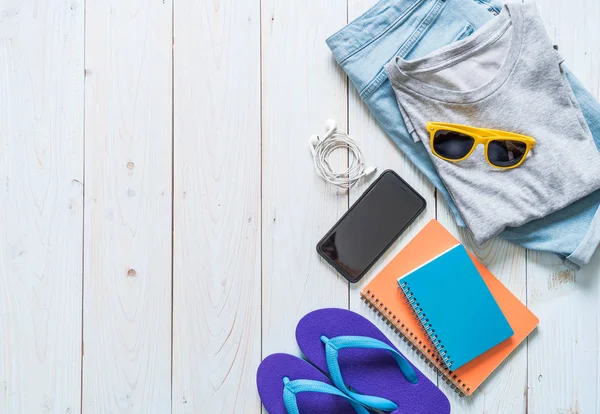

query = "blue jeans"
[{"left": 327, "top": 0, "right": 600, "bottom": 267}]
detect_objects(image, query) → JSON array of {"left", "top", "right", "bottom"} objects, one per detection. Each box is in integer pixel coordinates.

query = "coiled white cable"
[{"left": 309, "top": 119, "right": 377, "bottom": 189}]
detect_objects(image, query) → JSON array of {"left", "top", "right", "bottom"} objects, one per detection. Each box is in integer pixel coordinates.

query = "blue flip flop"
[{"left": 296, "top": 308, "right": 451, "bottom": 414}]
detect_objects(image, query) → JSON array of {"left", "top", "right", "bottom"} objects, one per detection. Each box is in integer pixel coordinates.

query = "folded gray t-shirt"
[{"left": 385, "top": 3, "right": 600, "bottom": 244}]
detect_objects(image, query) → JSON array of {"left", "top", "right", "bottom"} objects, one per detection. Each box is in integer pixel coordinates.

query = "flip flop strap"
[
  {"left": 282, "top": 377, "right": 370, "bottom": 414},
  {"left": 321, "top": 335, "right": 419, "bottom": 411}
]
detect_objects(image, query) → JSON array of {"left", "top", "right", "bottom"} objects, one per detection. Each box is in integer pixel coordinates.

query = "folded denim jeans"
[{"left": 326, "top": 0, "right": 600, "bottom": 267}]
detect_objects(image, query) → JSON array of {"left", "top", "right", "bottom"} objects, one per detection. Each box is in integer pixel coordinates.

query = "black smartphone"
[{"left": 317, "top": 170, "right": 426, "bottom": 283}]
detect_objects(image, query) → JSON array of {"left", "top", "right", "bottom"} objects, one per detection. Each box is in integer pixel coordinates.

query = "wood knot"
[{"left": 127, "top": 269, "right": 137, "bottom": 277}]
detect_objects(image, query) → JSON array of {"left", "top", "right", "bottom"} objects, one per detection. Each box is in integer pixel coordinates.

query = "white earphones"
[{"left": 309, "top": 119, "right": 377, "bottom": 189}]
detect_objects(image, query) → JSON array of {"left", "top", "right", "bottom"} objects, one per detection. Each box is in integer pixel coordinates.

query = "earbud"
[
  {"left": 324, "top": 119, "right": 337, "bottom": 138},
  {"left": 308, "top": 119, "right": 377, "bottom": 189},
  {"left": 308, "top": 134, "right": 320, "bottom": 156}
]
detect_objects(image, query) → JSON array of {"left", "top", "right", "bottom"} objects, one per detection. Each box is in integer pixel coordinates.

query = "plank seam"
[
  {"left": 170, "top": 0, "right": 175, "bottom": 412},
  {"left": 80, "top": 0, "right": 87, "bottom": 412},
  {"left": 259, "top": 0, "right": 265, "bottom": 412}
]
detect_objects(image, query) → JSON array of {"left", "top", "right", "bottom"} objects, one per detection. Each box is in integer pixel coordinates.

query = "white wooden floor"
[{"left": 1, "top": 0, "right": 599, "bottom": 413}]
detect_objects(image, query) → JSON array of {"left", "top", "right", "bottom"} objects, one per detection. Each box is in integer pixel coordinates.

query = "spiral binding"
[
  {"left": 361, "top": 290, "right": 471, "bottom": 396},
  {"left": 399, "top": 281, "right": 453, "bottom": 369}
]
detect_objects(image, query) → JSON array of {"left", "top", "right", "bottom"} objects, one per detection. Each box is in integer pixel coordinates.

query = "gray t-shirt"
[{"left": 385, "top": 3, "right": 600, "bottom": 244}]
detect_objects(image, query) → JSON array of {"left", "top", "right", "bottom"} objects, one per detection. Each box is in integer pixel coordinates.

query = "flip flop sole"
[
  {"left": 296, "top": 308, "right": 451, "bottom": 414},
  {"left": 257, "top": 353, "right": 357, "bottom": 414}
]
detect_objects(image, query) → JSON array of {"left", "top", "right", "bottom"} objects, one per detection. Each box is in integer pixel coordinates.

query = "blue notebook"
[{"left": 397, "top": 244, "right": 513, "bottom": 370}]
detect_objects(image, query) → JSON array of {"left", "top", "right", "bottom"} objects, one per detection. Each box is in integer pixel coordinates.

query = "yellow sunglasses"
[{"left": 426, "top": 122, "right": 536, "bottom": 170}]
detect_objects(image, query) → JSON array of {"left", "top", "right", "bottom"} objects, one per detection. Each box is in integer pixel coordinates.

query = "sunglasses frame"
[{"left": 426, "top": 122, "right": 537, "bottom": 170}]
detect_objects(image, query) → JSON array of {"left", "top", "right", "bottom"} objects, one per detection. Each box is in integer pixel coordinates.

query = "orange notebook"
[{"left": 361, "top": 219, "right": 538, "bottom": 396}]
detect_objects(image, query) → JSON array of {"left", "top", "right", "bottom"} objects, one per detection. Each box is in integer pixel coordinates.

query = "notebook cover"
[
  {"left": 361, "top": 219, "right": 538, "bottom": 396},
  {"left": 398, "top": 244, "right": 514, "bottom": 370}
]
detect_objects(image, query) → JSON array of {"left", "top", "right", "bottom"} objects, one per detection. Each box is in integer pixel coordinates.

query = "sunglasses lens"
[
  {"left": 433, "top": 130, "right": 475, "bottom": 160},
  {"left": 487, "top": 140, "right": 527, "bottom": 167}
]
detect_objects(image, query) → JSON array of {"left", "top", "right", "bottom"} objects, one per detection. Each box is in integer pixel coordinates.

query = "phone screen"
[{"left": 317, "top": 170, "right": 426, "bottom": 283}]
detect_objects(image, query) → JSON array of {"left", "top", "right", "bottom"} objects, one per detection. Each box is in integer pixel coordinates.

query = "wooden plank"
[
  {"left": 527, "top": 252, "right": 599, "bottom": 414},
  {"left": 437, "top": 206, "right": 528, "bottom": 413},
  {"left": 261, "top": 0, "right": 349, "bottom": 359},
  {"left": 171, "top": 0, "right": 261, "bottom": 412},
  {"left": 526, "top": 0, "right": 600, "bottom": 412},
  {"left": 82, "top": 1, "right": 172, "bottom": 412},
  {"left": 0, "top": 1, "right": 84, "bottom": 413},
  {"left": 345, "top": 2, "right": 527, "bottom": 410},
  {"left": 347, "top": 82, "right": 438, "bottom": 385},
  {"left": 346, "top": 0, "right": 438, "bottom": 386},
  {"left": 432, "top": 1, "right": 530, "bottom": 407}
]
